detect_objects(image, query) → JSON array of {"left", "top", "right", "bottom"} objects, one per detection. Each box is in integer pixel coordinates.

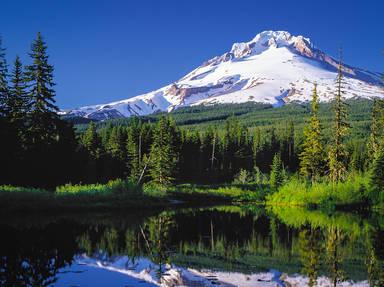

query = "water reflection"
[{"left": 0, "top": 207, "right": 383, "bottom": 286}]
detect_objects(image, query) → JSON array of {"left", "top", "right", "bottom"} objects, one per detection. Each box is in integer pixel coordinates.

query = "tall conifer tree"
[
  {"left": 0, "top": 37, "right": 9, "bottom": 116},
  {"left": 299, "top": 84, "right": 324, "bottom": 182},
  {"left": 367, "top": 99, "right": 384, "bottom": 162},
  {"left": 270, "top": 153, "right": 283, "bottom": 190},
  {"left": 328, "top": 51, "right": 350, "bottom": 183},
  {"left": 370, "top": 145, "right": 384, "bottom": 204},
  {"left": 9, "top": 56, "right": 28, "bottom": 126},
  {"left": 25, "top": 32, "right": 58, "bottom": 144},
  {"left": 81, "top": 122, "right": 102, "bottom": 159},
  {"left": 149, "top": 117, "right": 178, "bottom": 186},
  {"left": 127, "top": 124, "right": 142, "bottom": 180}
]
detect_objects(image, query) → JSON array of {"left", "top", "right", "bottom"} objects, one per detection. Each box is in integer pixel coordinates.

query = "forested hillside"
[{"left": 1, "top": 33, "right": 383, "bottom": 211}]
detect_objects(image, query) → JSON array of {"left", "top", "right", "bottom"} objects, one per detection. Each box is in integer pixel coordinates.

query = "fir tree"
[
  {"left": 367, "top": 99, "right": 384, "bottom": 162},
  {"left": 8, "top": 56, "right": 29, "bottom": 128},
  {"left": 285, "top": 120, "right": 295, "bottom": 166},
  {"left": 126, "top": 124, "right": 142, "bottom": 181},
  {"left": 25, "top": 32, "right": 59, "bottom": 144},
  {"left": 270, "top": 153, "right": 283, "bottom": 190},
  {"left": 370, "top": 145, "right": 384, "bottom": 204},
  {"left": 148, "top": 117, "right": 178, "bottom": 186},
  {"left": 299, "top": 84, "right": 325, "bottom": 182},
  {"left": 0, "top": 37, "right": 9, "bottom": 116},
  {"left": 106, "top": 126, "right": 126, "bottom": 161},
  {"left": 81, "top": 122, "right": 102, "bottom": 159},
  {"left": 328, "top": 52, "right": 350, "bottom": 183}
]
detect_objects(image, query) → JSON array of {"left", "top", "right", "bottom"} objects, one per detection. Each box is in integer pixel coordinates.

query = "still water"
[{"left": 0, "top": 205, "right": 383, "bottom": 287}]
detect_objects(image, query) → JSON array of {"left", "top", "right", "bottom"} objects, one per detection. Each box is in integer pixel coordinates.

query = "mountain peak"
[
  {"left": 230, "top": 30, "right": 314, "bottom": 59},
  {"left": 64, "top": 30, "right": 383, "bottom": 120}
]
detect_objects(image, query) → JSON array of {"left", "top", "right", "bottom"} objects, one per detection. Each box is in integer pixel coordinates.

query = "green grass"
[
  {"left": 167, "top": 183, "right": 269, "bottom": 202},
  {"left": 0, "top": 179, "right": 168, "bottom": 212},
  {"left": 0, "top": 180, "right": 270, "bottom": 212},
  {"left": 266, "top": 174, "right": 370, "bottom": 208}
]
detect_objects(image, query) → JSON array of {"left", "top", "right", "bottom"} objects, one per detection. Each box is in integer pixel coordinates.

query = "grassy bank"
[
  {"left": 0, "top": 179, "right": 169, "bottom": 212},
  {"left": 0, "top": 180, "right": 265, "bottom": 212},
  {"left": 266, "top": 174, "right": 371, "bottom": 209},
  {"left": 159, "top": 183, "right": 268, "bottom": 203},
  {"left": 1, "top": 173, "right": 380, "bottom": 212}
]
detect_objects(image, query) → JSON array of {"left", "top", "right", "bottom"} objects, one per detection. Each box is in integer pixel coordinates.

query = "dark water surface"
[{"left": 0, "top": 205, "right": 383, "bottom": 287}]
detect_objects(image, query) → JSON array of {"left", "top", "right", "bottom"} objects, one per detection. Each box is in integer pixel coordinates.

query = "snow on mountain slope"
[{"left": 62, "top": 30, "right": 383, "bottom": 120}]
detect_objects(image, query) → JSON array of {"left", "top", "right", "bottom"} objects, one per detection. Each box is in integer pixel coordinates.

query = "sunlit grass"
[
  {"left": 169, "top": 183, "right": 269, "bottom": 202},
  {"left": 266, "top": 173, "right": 370, "bottom": 207}
]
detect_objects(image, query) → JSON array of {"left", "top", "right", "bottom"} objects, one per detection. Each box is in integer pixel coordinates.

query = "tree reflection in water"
[
  {"left": 298, "top": 226, "right": 322, "bottom": 287},
  {"left": 0, "top": 207, "right": 382, "bottom": 286}
]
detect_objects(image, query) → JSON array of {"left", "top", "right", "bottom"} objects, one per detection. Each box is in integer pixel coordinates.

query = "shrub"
[
  {"left": 266, "top": 174, "right": 369, "bottom": 207},
  {"left": 233, "top": 169, "right": 252, "bottom": 184},
  {"left": 142, "top": 181, "right": 169, "bottom": 197},
  {"left": 55, "top": 178, "right": 140, "bottom": 195}
]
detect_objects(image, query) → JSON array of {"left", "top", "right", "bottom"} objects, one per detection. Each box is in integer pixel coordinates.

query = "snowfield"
[{"left": 61, "top": 30, "right": 383, "bottom": 120}]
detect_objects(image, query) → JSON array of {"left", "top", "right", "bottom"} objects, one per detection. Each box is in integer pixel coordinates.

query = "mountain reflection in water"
[{"left": 0, "top": 206, "right": 383, "bottom": 287}]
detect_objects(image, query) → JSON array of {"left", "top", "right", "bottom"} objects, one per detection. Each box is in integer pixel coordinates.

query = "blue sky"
[{"left": 1, "top": 0, "right": 383, "bottom": 109}]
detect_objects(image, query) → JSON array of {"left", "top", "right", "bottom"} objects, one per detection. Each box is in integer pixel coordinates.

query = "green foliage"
[
  {"left": 106, "top": 126, "right": 126, "bottom": 161},
  {"left": 0, "top": 179, "right": 174, "bottom": 212},
  {"left": 328, "top": 59, "right": 350, "bottom": 183},
  {"left": 367, "top": 99, "right": 384, "bottom": 163},
  {"left": 370, "top": 146, "right": 384, "bottom": 204},
  {"left": 233, "top": 169, "right": 252, "bottom": 184},
  {"left": 270, "top": 153, "right": 283, "bottom": 190},
  {"left": 148, "top": 117, "right": 179, "bottom": 186},
  {"left": 170, "top": 183, "right": 267, "bottom": 202},
  {"left": 25, "top": 32, "right": 59, "bottom": 144},
  {"left": 55, "top": 178, "right": 140, "bottom": 195},
  {"left": 299, "top": 84, "right": 325, "bottom": 181},
  {"left": 0, "top": 37, "right": 9, "bottom": 116},
  {"left": 81, "top": 121, "right": 103, "bottom": 158},
  {"left": 142, "top": 181, "right": 169, "bottom": 197},
  {"left": 266, "top": 174, "right": 369, "bottom": 207}
]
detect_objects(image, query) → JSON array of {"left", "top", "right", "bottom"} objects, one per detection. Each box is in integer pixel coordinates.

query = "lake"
[{"left": 1, "top": 205, "right": 383, "bottom": 287}]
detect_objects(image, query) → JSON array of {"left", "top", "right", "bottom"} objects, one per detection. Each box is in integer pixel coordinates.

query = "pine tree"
[
  {"left": 299, "top": 84, "right": 325, "bottom": 182},
  {"left": 25, "top": 32, "right": 59, "bottom": 144},
  {"left": 370, "top": 145, "right": 384, "bottom": 204},
  {"left": 127, "top": 124, "right": 142, "bottom": 180},
  {"left": 106, "top": 126, "right": 126, "bottom": 161},
  {"left": 8, "top": 56, "right": 29, "bottom": 128},
  {"left": 0, "top": 37, "right": 9, "bottom": 116},
  {"left": 328, "top": 51, "right": 350, "bottom": 183},
  {"left": 148, "top": 117, "right": 178, "bottom": 186},
  {"left": 367, "top": 99, "right": 384, "bottom": 162},
  {"left": 81, "top": 122, "right": 102, "bottom": 159},
  {"left": 285, "top": 120, "right": 295, "bottom": 167},
  {"left": 270, "top": 153, "right": 283, "bottom": 190}
]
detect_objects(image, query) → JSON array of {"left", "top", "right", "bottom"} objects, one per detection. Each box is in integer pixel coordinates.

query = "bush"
[
  {"left": 233, "top": 169, "right": 252, "bottom": 184},
  {"left": 55, "top": 178, "right": 140, "bottom": 195},
  {"left": 266, "top": 174, "right": 370, "bottom": 207},
  {"left": 142, "top": 181, "right": 169, "bottom": 197}
]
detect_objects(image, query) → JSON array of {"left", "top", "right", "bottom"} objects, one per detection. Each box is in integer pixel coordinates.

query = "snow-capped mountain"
[{"left": 62, "top": 30, "right": 383, "bottom": 120}]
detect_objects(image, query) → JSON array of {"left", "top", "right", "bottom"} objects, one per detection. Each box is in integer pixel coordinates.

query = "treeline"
[
  {"left": 1, "top": 34, "right": 383, "bottom": 197},
  {"left": 78, "top": 115, "right": 297, "bottom": 185}
]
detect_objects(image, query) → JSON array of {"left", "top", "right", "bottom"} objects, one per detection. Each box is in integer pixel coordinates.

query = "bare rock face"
[
  {"left": 62, "top": 30, "right": 384, "bottom": 121},
  {"left": 167, "top": 83, "right": 224, "bottom": 100},
  {"left": 292, "top": 36, "right": 314, "bottom": 58},
  {"left": 231, "top": 43, "right": 252, "bottom": 58}
]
